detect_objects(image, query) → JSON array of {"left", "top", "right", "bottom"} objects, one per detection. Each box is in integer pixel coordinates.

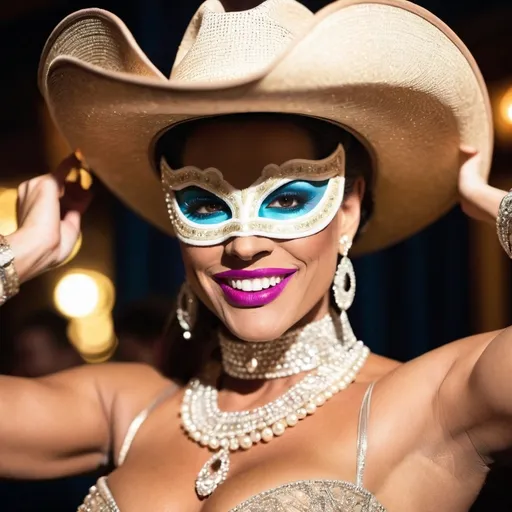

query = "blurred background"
[{"left": 0, "top": 0, "right": 511, "bottom": 509}]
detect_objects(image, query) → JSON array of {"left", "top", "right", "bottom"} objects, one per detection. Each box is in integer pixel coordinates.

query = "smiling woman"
[
  {"left": 159, "top": 113, "right": 373, "bottom": 380},
  {"left": 2, "top": 0, "right": 512, "bottom": 511}
]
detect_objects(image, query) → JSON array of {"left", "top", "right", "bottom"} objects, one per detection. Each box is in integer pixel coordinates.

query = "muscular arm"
[
  {"left": 439, "top": 329, "right": 512, "bottom": 460},
  {"left": 0, "top": 363, "right": 169, "bottom": 479}
]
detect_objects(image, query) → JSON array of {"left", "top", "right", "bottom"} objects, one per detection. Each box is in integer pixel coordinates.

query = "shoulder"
[
  {"left": 86, "top": 362, "right": 179, "bottom": 460},
  {"left": 372, "top": 331, "right": 503, "bottom": 432},
  {"left": 383, "top": 330, "right": 501, "bottom": 385},
  {"left": 91, "top": 361, "right": 174, "bottom": 412}
]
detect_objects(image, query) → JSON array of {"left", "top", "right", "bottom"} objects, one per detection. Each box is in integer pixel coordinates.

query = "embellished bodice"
[
  {"left": 80, "top": 477, "right": 386, "bottom": 512},
  {"left": 78, "top": 383, "right": 387, "bottom": 511}
]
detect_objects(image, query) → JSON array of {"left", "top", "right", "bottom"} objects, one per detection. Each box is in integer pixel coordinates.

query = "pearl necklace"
[{"left": 180, "top": 314, "right": 369, "bottom": 498}]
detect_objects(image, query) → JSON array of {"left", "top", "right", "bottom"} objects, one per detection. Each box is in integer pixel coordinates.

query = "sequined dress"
[{"left": 79, "top": 383, "right": 386, "bottom": 511}]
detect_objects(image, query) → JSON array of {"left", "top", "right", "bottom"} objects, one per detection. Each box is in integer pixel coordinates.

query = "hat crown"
[{"left": 171, "top": 0, "right": 313, "bottom": 82}]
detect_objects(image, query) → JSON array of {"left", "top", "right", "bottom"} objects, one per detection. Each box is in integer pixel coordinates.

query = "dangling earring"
[
  {"left": 176, "top": 281, "right": 197, "bottom": 339},
  {"left": 332, "top": 235, "right": 357, "bottom": 346}
]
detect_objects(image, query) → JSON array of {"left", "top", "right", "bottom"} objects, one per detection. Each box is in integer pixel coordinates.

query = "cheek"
[
  {"left": 283, "top": 223, "right": 340, "bottom": 284},
  {"left": 179, "top": 243, "right": 223, "bottom": 299}
]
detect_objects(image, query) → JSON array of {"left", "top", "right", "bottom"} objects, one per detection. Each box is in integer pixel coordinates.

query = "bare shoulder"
[
  {"left": 81, "top": 362, "right": 177, "bottom": 458},
  {"left": 359, "top": 352, "right": 402, "bottom": 382},
  {"left": 88, "top": 362, "right": 174, "bottom": 413},
  {"left": 371, "top": 330, "right": 503, "bottom": 415}
]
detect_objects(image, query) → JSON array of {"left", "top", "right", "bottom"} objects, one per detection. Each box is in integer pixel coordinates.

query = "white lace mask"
[{"left": 161, "top": 145, "right": 345, "bottom": 246}]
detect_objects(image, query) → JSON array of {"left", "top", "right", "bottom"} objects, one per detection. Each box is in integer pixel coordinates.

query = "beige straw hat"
[{"left": 38, "top": 0, "right": 492, "bottom": 254}]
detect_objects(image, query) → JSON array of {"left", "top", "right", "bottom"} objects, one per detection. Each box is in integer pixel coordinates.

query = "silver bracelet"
[
  {"left": 496, "top": 190, "right": 512, "bottom": 259},
  {"left": 0, "top": 235, "right": 20, "bottom": 305}
]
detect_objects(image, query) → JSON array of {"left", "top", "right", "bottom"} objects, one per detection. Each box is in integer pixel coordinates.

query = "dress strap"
[
  {"left": 117, "top": 383, "right": 179, "bottom": 466},
  {"left": 355, "top": 382, "right": 375, "bottom": 488}
]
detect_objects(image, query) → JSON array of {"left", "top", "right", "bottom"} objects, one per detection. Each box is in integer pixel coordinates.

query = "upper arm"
[
  {"left": 438, "top": 329, "right": 512, "bottom": 459},
  {"left": 0, "top": 362, "right": 169, "bottom": 479}
]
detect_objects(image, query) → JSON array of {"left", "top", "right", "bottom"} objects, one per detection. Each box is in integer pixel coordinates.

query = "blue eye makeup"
[
  {"left": 175, "top": 186, "right": 231, "bottom": 225},
  {"left": 258, "top": 180, "right": 329, "bottom": 220}
]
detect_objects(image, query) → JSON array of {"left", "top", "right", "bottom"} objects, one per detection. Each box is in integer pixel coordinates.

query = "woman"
[{"left": 0, "top": 0, "right": 510, "bottom": 510}]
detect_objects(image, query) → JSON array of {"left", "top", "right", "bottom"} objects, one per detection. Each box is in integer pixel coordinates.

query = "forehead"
[{"left": 180, "top": 117, "right": 317, "bottom": 189}]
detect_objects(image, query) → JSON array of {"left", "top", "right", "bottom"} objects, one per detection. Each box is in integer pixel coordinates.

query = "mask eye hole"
[
  {"left": 259, "top": 180, "right": 329, "bottom": 220},
  {"left": 175, "top": 186, "right": 232, "bottom": 225}
]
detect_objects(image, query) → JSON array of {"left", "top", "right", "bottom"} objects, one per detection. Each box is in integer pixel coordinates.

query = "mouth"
[{"left": 214, "top": 268, "right": 297, "bottom": 308}]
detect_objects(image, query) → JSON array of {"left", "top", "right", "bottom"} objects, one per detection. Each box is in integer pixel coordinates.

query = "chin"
[{"left": 220, "top": 304, "right": 297, "bottom": 342}]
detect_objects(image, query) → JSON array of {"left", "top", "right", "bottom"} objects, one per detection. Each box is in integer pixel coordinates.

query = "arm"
[
  {"left": 439, "top": 329, "right": 512, "bottom": 459},
  {"left": 0, "top": 362, "right": 169, "bottom": 479},
  {"left": 0, "top": 159, "right": 168, "bottom": 478},
  {"left": 438, "top": 149, "right": 512, "bottom": 458},
  {"left": 0, "top": 365, "right": 110, "bottom": 479}
]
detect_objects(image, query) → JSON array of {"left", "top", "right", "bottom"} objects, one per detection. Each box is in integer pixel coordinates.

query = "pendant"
[{"left": 195, "top": 448, "right": 230, "bottom": 498}]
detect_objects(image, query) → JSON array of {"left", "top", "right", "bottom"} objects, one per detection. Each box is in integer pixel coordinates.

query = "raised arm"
[
  {"left": 439, "top": 149, "right": 512, "bottom": 459},
  {"left": 0, "top": 158, "right": 170, "bottom": 479},
  {"left": 0, "top": 362, "right": 169, "bottom": 479}
]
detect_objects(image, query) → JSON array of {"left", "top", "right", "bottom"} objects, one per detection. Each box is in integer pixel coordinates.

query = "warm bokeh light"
[
  {"left": 499, "top": 87, "right": 512, "bottom": 126},
  {"left": 54, "top": 269, "right": 115, "bottom": 319},
  {"left": 55, "top": 272, "right": 100, "bottom": 318},
  {"left": 0, "top": 188, "right": 17, "bottom": 235},
  {"left": 67, "top": 313, "right": 118, "bottom": 363},
  {"left": 507, "top": 104, "right": 512, "bottom": 124}
]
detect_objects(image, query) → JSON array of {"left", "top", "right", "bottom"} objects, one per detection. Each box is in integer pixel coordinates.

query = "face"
[{"left": 170, "top": 118, "right": 363, "bottom": 342}]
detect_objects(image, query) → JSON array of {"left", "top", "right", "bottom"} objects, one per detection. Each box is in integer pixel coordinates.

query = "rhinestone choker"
[{"left": 219, "top": 312, "right": 357, "bottom": 379}]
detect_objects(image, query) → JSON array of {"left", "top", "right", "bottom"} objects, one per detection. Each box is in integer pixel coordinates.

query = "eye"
[
  {"left": 175, "top": 187, "right": 231, "bottom": 225},
  {"left": 267, "top": 194, "right": 302, "bottom": 209},
  {"left": 194, "top": 202, "right": 225, "bottom": 214},
  {"left": 259, "top": 180, "right": 329, "bottom": 220}
]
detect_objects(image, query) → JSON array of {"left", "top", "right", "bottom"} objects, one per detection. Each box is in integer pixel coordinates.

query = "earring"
[
  {"left": 176, "top": 281, "right": 197, "bottom": 339},
  {"left": 332, "top": 235, "right": 357, "bottom": 346}
]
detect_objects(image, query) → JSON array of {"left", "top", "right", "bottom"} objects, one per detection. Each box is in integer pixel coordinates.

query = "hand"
[
  {"left": 5, "top": 153, "right": 92, "bottom": 283},
  {"left": 458, "top": 146, "right": 506, "bottom": 225}
]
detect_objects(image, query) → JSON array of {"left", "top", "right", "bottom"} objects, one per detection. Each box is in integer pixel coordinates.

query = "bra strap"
[
  {"left": 355, "top": 381, "right": 375, "bottom": 488},
  {"left": 117, "top": 383, "right": 179, "bottom": 466}
]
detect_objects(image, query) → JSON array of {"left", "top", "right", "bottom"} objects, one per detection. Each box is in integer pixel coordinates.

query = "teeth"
[{"left": 227, "top": 276, "right": 286, "bottom": 291}]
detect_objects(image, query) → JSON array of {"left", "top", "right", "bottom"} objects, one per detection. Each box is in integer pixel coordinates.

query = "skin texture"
[
  {"left": 1, "top": 118, "right": 511, "bottom": 512},
  {"left": 178, "top": 118, "right": 363, "bottom": 342}
]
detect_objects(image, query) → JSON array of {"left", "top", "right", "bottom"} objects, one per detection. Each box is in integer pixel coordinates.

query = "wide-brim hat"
[{"left": 39, "top": 0, "right": 492, "bottom": 255}]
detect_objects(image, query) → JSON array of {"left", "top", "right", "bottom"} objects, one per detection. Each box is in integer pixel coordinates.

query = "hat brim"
[{"left": 39, "top": 0, "right": 493, "bottom": 255}]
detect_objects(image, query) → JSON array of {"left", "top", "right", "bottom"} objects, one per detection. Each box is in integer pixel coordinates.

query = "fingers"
[
  {"left": 459, "top": 145, "right": 480, "bottom": 168},
  {"left": 61, "top": 209, "right": 81, "bottom": 237},
  {"left": 58, "top": 152, "right": 94, "bottom": 217},
  {"left": 60, "top": 179, "right": 93, "bottom": 218}
]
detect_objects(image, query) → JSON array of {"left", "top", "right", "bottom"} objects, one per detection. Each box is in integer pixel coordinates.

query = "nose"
[{"left": 224, "top": 235, "right": 274, "bottom": 262}]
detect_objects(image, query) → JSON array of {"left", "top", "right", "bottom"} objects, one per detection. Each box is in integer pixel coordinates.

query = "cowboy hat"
[{"left": 38, "top": 0, "right": 492, "bottom": 254}]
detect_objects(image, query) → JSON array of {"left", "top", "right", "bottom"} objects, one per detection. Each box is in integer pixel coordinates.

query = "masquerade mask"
[{"left": 161, "top": 145, "right": 346, "bottom": 247}]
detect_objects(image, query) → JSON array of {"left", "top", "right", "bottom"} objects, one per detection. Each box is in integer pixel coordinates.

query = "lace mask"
[{"left": 160, "top": 145, "right": 345, "bottom": 246}]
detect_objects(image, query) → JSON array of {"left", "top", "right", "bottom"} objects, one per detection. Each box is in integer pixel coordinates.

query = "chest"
[{"left": 107, "top": 396, "right": 365, "bottom": 512}]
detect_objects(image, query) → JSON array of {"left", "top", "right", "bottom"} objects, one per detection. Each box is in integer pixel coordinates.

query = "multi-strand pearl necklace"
[{"left": 180, "top": 313, "right": 369, "bottom": 498}]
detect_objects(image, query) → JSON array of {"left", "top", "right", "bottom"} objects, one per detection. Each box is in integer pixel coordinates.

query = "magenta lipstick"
[{"left": 214, "top": 268, "right": 296, "bottom": 307}]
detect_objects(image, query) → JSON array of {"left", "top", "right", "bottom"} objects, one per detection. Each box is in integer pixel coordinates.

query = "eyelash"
[
  {"left": 181, "top": 196, "right": 229, "bottom": 219},
  {"left": 266, "top": 191, "right": 310, "bottom": 211}
]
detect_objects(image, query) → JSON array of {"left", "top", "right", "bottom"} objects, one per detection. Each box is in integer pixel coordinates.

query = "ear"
[{"left": 338, "top": 177, "right": 365, "bottom": 241}]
